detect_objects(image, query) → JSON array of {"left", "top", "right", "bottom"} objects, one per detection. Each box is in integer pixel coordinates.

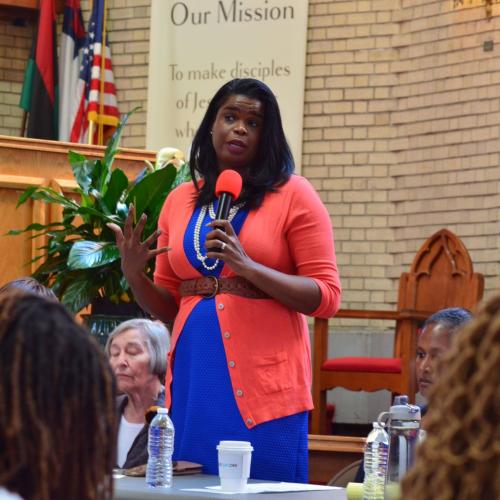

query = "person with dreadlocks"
[
  {"left": 401, "top": 293, "right": 500, "bottom": 500},
  {"left": 0, "top": 290, "right": 117, "bottom": 500}
]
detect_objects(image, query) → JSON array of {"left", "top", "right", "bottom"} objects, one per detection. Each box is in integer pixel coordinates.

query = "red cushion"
[{"left": 322, "top": 357, "right": 402, "bottom": 374}]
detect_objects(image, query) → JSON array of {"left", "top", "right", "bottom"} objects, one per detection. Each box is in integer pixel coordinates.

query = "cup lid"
[{"left": 217, "top": 440, "right": 253, "bottom": 451}]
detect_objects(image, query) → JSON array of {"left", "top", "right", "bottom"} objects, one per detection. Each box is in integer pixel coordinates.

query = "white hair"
[{"left": 105, "top": 318, "right": 170, "bottom": 378}]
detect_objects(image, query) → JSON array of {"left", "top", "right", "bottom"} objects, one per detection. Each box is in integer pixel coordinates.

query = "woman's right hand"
[{"left": 107, "top": 204, "right": 170, "bottom": 283}]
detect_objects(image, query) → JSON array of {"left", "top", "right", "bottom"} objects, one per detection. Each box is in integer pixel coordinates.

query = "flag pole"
[
  {"left": 98, "top": 0, "right": 108, "bottom": 145},
  {"left": 87, "top": 0, "right": 94, "bottom": 145},
  {"left": 20, "top": 111, "right": 28, "bottom": 137},
  {"left": 88, "top": 120, "right": 94, "bottom": 144}
]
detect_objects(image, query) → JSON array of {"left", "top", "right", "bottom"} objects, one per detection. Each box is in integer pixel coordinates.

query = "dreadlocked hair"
[
  {"left": 401, "top": 293, "right": 500, "bottom": 500},
  {"left": 0, "top": 290, "right": 117, "bottom": 500}
]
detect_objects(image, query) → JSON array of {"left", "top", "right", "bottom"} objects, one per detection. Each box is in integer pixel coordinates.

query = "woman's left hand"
[
  {"left": 205, "top": 220, "right": 323, "bottom": 314},
  {"left": 205, "top": 220, "right": 252, "bottom": 275}
]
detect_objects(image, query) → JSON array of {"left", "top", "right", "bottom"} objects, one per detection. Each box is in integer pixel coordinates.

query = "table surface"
[{"left": 114, "top": 474, "right": 347, "bottom": 499}]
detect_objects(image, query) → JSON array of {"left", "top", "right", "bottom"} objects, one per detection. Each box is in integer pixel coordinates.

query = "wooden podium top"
[
  {"left": 0, "top": 135, "right": 157, "bottom": 162},
  {"left": 0, "top": 135, "right": 157, "bottom": 181}
]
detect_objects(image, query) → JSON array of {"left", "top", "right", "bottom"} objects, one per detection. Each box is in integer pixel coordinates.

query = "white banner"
[{"left": 146, "top": 0, "right": 309, "bottom": 169}]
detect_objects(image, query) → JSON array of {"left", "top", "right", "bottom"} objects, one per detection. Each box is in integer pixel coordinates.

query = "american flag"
[{"left": 70, "top": 0, "right": 119, "bottom": 144}]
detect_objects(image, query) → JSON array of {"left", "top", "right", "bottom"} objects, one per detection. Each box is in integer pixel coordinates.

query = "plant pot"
[
  {"left": 90, "top": 296, "right": 146, "bottom": 317},
  {"left": 82, "top": 298, "right": 147, "bottom": 348}
]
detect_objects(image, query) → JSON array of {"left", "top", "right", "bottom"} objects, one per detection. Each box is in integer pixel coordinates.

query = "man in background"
[
  {"left": 416, "top": 307, "right": 472, "bottom": 407},
  {"left": 353, "top": 307, "right": 472, "bottom": 484}
]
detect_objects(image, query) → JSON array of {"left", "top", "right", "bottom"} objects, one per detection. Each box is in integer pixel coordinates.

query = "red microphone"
[{"left": 215, "top": 170, "right": 243, "bottom": 221}]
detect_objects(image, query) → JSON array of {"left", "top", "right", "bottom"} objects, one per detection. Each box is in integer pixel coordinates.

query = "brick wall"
[
  {"left": 0, "top": 17, "right": 33, "bottom": 136},
  {"left": 0, "top": 0, "right": 499, "bottom": 311},
  {"left": 305, "top": 0, "right": 401, "bottom": 313},
  {"left": 388, "top": 0, "right": 500, "bottom": 295},
  {"left": 304, "top": 0, "right": 499, "bottom": 313}
]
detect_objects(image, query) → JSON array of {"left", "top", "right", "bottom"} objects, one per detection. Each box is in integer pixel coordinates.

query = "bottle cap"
[
  {"left": 393, "top": 395, "right": 408, "bottom": 405},
  {"left": 389, "top": 402, "right": 421, "bottom": 421},
  {"left": 157, "top": 407, "right": 168, "bottom": 414}
]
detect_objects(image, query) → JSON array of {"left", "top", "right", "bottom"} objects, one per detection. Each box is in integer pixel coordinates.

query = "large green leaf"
[
  {"left": 6, "top": 222, "right": 63, "bottom": 236},
  {"left": 115, "top": 201, "right": 128, "bottom": 221},
  {"left": 16, "top": 186, "right": 39, "bottom": 207},
  {"left": 171, "top": 162, "right": 191, "bottom": 190},
  {"left": 101, "top": 168, "right": 128, "bottom": 215},
  {"left": 126, "top": 165, "right": 177, "bottom": 217},
  {"left": 78, "top": 189, "right": 94, "bottom": 208},
  {"left": 33, "top": 255, "right": 69, "bottom": 276},
  {"left": 28, "top": 188, "right": 79, "bottom": 209},
  {"left": 61, "top": 274, "right": 97, "bottom": 313},
  {"left": 68, "top": 240, "right": 120, "bottom": 270},
  {"left": 70, "top": 156, "right": 102, "bottom": 194},
  {"left": 74, "top": 206, "right": 117, "bottom": 222},
  {"left": 68, "top": 151, "right": 86, "bottom": 164},
  {"left": 42, "top": 226, "right": 93, "bottom": 247}
]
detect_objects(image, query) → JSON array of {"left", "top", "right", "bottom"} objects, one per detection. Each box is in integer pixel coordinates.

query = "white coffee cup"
[{"left": 216, "top": 440, "right": 254, "bottom": 492}]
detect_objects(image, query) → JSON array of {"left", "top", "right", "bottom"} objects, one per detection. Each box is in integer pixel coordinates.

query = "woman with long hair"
[
  {"left": 109, "top": 78, "right": 341, "bottom": 481},
  {"left": 0, "top": 290, "right": 117, "bottom": 500},
  {"left": 401, "top": 293, "right": 500, "bottom": 500}
]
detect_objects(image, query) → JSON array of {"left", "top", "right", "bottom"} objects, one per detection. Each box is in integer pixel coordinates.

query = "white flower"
[{"left": 156, "top": 147, "right": 185, "bottom": 169}]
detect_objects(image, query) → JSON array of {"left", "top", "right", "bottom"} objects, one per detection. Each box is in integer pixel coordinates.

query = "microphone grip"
[{"left": 215, "top": 193, "right": 233, "bottom": 221}]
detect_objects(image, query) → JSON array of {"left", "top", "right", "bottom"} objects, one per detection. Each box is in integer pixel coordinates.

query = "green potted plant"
[{"left": 9, "top": 114, "right": 189, "bottom": 336}]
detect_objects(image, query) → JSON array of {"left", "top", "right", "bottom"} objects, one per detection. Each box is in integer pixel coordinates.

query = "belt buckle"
[{"left": 203, "top": 275, "right": 219, "bottom": 299}]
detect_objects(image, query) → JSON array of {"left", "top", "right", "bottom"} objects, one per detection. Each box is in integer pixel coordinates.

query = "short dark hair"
[
  {"left": 423, "top": 307, "right": 473, "bottom": 337},
  {"left": 189, "top": 78, "right": 294, "bottom": 209},
  {"left": 0, "top": 277, "right": 57, "bottom": 300}
]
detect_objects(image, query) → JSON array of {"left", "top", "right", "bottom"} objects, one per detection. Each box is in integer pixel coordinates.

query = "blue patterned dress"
[{"left": 170, "top": 202, "right": 308, "bottom": 482}]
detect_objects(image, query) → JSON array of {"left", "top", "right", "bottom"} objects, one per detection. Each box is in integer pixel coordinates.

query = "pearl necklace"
[{"left": 194, "top": 201, "right": 245, "bottom": 271}]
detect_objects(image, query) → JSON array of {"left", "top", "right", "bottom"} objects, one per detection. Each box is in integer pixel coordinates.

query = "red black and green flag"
[{"left": 19, "top": 0, "right": 59, "bottom": 140}]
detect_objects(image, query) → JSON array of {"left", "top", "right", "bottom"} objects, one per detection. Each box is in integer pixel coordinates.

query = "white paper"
[{"left": 183, "top": 482, "right": 341, "bottom": 494}]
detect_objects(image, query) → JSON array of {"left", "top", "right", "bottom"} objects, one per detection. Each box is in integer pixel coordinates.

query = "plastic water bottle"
[
  {"left": 146, "top": 408, "right": 175, "bottom": 488},
  {"left": 378, "top": 395, "right": 421, "bottom": 500},
  {"left": 362, "top": 421, "right": 389, "bottom": 500}
]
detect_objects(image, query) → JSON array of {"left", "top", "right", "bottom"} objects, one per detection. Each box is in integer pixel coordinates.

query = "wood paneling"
[{"left": 308, "top": 434, "right": 365, "bottom": 485}]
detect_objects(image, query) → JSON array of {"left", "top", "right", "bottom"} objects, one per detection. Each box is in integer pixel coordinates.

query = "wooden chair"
[
  {"left": 327, "top": 459, "right": 363, "bottom": 487},
  {"left": 310, "top": 229, "right": 484, "bottom": 435}
]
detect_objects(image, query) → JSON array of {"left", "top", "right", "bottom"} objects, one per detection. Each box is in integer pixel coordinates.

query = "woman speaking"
[{"left": 109, "top": 78, "right": 341, "bottom": 482}]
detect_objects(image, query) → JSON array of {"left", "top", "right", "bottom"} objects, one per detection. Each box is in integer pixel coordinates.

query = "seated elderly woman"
[
  {"left": 0, "top": 290, "right": 116, "bottom": 500},
  {"left": 105, "top": 318, "right": 170, "bottom": 469}
]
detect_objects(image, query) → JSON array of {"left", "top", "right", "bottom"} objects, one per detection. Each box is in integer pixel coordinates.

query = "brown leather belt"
[{"left": 179, "top": 276, "right": 269, "bottom": 299}]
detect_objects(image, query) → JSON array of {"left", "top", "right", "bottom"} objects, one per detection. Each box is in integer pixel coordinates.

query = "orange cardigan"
[{"left": 154, "top": 175, "right": 341, "bottom": 428}]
